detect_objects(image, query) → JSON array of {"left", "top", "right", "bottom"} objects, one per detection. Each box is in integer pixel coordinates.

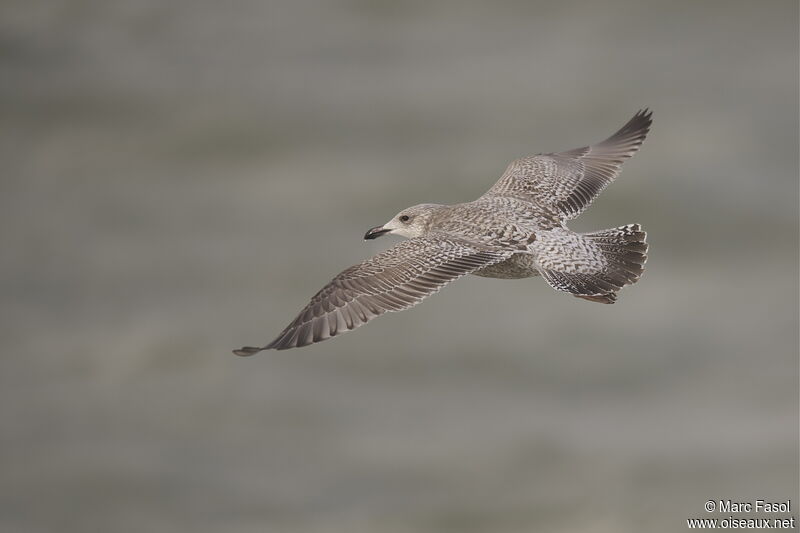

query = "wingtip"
[
  {"left": 232, "top": 346, "right": 267, "bottom": 357},
  {"left": 634, "top": 107, "right": 653, "bottom": 126}
]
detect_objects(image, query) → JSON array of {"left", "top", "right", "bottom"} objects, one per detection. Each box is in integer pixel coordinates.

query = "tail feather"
[
  {"left": 537, "top": 224, "right": 648, "bottom": 303},
  {"left": 584, "top": 224, "right": 648, "bottom": 287}
]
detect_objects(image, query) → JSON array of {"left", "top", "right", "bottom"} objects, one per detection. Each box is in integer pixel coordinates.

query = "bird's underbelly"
[{"left": 472, "top": 254, "right": 539, "bottom": 279}]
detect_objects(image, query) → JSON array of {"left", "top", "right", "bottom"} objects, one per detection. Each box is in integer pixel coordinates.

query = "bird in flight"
[{"left": 234, "top": 110, "right": 651, "bottom": 354}]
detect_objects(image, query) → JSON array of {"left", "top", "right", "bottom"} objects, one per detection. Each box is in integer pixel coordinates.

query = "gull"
[{"left": 234, "top": 110, "right": 652, "bottom": 354}]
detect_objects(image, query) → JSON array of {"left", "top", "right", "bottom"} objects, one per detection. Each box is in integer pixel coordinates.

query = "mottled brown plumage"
[{"left": 235, "top": 110, "right": 651, "bottom": 353}]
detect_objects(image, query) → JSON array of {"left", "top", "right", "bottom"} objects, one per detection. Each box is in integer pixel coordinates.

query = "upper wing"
[
  {"left": 483, "top": 109, "right": 652, "bottom": 220},
  {"left": 233, "top": 236, "right": 513, "bottom": 353}
]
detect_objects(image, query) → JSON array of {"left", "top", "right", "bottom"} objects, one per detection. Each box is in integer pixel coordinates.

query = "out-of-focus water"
[{"left": 1, "top": 1, "right": 797, "bottom": 532}]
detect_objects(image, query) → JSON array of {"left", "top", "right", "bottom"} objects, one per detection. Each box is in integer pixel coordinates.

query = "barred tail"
[
  {"left": 586, "top": 223, "right": 648, "bottom": 280},
  {"left": 537, "top": 224, "right": 648, "bottom": 304},
  {"left": 578, "top": 224, "right": 648, "bottom": 303}
]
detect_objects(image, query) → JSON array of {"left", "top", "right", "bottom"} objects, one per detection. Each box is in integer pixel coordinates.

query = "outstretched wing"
[
  {"left": 234, "top": 236, "right": 513, "bottom": 353},
  {"left": 483, "top": 109, "right": 652, "bottom": 220}
]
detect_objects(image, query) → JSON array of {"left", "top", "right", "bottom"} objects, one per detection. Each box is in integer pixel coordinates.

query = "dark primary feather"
[
  {"left": 483, "top": 109, "right": 652, "bottom": 220},
  {"left": 234, "top": 236, "right": 512, "bottom": 353}
]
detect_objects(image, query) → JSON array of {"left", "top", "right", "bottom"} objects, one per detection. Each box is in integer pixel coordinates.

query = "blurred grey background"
[{"left": 1, "top": 1, "right": 797, "bottom": 532}]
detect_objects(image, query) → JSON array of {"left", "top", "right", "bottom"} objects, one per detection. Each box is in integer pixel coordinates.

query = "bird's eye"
[{"left": 399, "top": 215, "right": 410, "bottom": 222}]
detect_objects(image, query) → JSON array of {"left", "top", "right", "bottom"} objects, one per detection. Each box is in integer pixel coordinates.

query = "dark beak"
[{"left": 364, "top": 226, "right": 391, "bottom": 240}]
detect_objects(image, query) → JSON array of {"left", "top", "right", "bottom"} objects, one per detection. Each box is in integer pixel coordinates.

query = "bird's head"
[{"left": 364, "top": 203, "right": 443, "bottom": 240}]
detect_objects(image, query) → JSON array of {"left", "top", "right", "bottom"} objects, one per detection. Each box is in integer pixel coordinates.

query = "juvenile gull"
[{"left": 234, "top": 110, "right": 651, "bottom": 354}]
